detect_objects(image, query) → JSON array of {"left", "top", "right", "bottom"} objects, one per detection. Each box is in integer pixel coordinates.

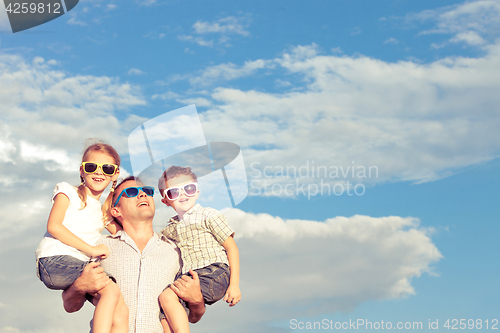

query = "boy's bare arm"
[
  {"left": 170, "top": 270, "right": 206, "bottom": 323},
  {"left": 62, "top": 262, "right": 110, "bottom": 313},
  {"left": 222, "top": 235, "right": 241, "bottom": 306}
]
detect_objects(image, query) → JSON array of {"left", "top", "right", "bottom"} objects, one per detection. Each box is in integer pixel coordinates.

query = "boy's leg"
[
  {"left": 110, "top": 293, "right": 128, "bottom": 333},
  {"left": 159, "top": 287, "right": 190, "bottom": 333},
  {"left": 94, "top": 281, "right": 121, "bottom": 333}
]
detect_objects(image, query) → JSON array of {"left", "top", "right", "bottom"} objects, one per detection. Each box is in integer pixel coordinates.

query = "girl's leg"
[
  {"left": 94, "top": 282, "right": 121, "bottom": 333},
  {"left": 161, "top": 318, "right": 173, "bottom": 333},
  {"left": 110, "top": 293, "right": 128, "bottom": 333},
  {"left": 159, "top": 287, "right": 190, "bottom": 333}
]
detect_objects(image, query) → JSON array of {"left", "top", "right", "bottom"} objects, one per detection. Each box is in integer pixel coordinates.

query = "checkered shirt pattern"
[
  {"left": 96, "top": 231, "right": 180, "bottom": 333},
  {"left": 161, "top": 204, "right": 234, "bottom": 274}
]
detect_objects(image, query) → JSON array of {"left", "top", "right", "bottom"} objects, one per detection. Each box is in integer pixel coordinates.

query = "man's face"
[
  {"left": 112, "top": 180, "right": 155, "bottom": 224},
  {"left": 161, "top": 174, "right": 199, "bottom": 217}
]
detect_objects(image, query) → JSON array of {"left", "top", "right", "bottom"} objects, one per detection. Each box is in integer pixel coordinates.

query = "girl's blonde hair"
[{"left": 77, "top": 139, "right": 121, "bottom": 225}]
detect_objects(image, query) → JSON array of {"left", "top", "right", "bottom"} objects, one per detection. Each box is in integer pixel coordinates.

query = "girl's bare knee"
[
  {"left": 99, "top": 281, "right": 121, "bottom": 299},
  {"left": 159, "top": 287, "right": 178, "bottom": 305}
]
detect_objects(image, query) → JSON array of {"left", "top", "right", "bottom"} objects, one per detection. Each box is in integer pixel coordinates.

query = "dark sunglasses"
[
  {"left": 82, "top": 162, "right": 118, "bottom": 176},
  {"left": 114, "top": 186, "right": 154, "bottom": 207},
  {"left": 163, "top": 183, "right": 198, "bottom": 201}
]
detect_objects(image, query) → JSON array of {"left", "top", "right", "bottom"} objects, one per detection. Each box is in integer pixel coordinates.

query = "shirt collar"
[
  {"left": 108, "top": 229, "right": 126, "bottom": 239},
  {"left": 169, "top": 203, "right": 202, "bottom": 223}
]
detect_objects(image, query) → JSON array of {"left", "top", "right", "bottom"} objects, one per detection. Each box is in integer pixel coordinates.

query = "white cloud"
[
  {"left": 0, "top": 125, "right": 15, "bottom": 163},
  {"left": 19, "top": 141, "right": 75, "bottom": 172},
  {"left": 178, "top": 35, "right": 214, "bottom": 47},
  {"left": 383, "top": 37, "right": 399, "bottom": 44},
  {"left": 224, "top": 209, "right": 441, "bottom": 313},
  {"left": 449, "top": 31, "right": 485, "bottom": 45},
  {"left": 179, "top": 16, "right": 251, "bottom": 48},
  {"left": 67, "top": 14, "right": 86, "bottom": 26},
  {"left": 188, "top": 59, "right": 273, "bottom": 86},
  {"left": 177, "top": 97, "right": 212, "bottom": 107},
  {"left": 350, "top": 26, "right": 362, "bottom": 35},
  {"left": 0, "top": 54, "right": 146, "bottom": 239},
  {"left": 137, "top": 0, "right": 157, "bottom": 5},
  {"left": 193, "top": 16, "right": 250, "bottom": 36},
  {"left": 180, "top": 41, "right": 500, "bottom": 195},
  {"left": 0, "top": 1, "right": 11, "bottom": 32},
  {"left": 409, "top": 0, "right": 500, "bottom": 46},
  {"left": 127, "top": 68, "right": 146, "bottom": 75},
  {"left": 152, "top": 91, "right": 180, "bottom": 100}
]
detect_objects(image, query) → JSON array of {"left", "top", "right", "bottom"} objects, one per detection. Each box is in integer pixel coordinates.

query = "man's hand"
[
  {"left": 170, "top": 270, "right": 205, "bottom": 323},
  {"left": 62, "top": 261, "right": 110, "bottom": 313},
  {"left": 75, "top": 261, "right": 110, "bottom": 294}
]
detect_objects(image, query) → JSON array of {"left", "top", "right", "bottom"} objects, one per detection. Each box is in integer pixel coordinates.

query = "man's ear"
[{"left": 111, "top": 206, "right": 121, "bottom": 219}]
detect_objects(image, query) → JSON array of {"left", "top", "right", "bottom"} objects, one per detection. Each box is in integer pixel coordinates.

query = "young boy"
[{"left": 158, "top": 166, "right": 241, "bottom": 333}]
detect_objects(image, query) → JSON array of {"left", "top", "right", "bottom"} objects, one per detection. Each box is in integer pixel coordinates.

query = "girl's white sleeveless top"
[{"left": 35, "top": 182, "right": 105, "bottom": 262}]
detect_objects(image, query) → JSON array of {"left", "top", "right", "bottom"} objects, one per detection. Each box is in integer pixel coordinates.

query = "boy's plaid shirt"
[{"left": 161, "top": 204, "right": 234, "bottom": 274}]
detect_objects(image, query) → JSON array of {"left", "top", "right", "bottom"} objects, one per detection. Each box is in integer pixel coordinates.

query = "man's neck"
[{"left": 122, "top": 220, "right": 155, "bottom": 252}]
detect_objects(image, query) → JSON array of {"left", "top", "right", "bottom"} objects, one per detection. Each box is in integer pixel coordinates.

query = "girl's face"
[{"left": 80, "top": 151, "right": 119, "bottom": 198}]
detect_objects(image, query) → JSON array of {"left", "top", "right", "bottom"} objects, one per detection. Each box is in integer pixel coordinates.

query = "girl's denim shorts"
[{"left": 37, "top": 255, "right": 88, "bottom": 290}]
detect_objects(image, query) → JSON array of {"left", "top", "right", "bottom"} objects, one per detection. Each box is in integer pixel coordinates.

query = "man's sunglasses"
[
  {"left": 114, "top": 186, "right": 155, "bottom": 207},
  {"left": 82, "top": 162, "right": 118, "bottom": 176},
  {"left": 163, "top": 183, "right": 198, "bottom": 201}
]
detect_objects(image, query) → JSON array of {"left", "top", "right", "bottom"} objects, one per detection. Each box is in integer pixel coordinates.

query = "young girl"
[{"left": 35, "top": 140, "right": 128, "bottom": 333}]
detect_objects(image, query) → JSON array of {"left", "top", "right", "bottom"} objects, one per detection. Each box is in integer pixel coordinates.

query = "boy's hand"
[
  {"left": 89, "top": 244, "right": 110, "bottom": 259},
  {"left": 223, "top": 285, "right": 241, "bottom": 306}
]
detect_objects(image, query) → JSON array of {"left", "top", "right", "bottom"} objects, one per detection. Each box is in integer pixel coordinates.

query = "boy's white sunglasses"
[{"left": 163, "top": 183, "right": 198, "bottom": 201}]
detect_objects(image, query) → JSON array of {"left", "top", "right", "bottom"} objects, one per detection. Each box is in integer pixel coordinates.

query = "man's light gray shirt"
[{"left": 97, "top": 231, "right": 180, "bottom": 333}]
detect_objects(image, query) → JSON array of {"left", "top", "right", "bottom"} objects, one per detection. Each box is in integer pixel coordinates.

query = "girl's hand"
[
  {"left": 89, "top": 244, "right": 110, "bottom": 259},
  {"left": 223, "top": 285, "right": 241, "bottom": 306}
]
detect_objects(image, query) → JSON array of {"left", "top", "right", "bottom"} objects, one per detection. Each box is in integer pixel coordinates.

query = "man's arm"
[
  {"left": 170, "top": 270, "right": 206, "bottom": 323},
  {"left": 62, "top": 261, "right": 110, "bottom": 313}
]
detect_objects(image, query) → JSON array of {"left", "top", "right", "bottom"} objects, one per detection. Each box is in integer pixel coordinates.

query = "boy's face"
[{"left": 161, "top": 174, "right": 199, "bottom": 216}]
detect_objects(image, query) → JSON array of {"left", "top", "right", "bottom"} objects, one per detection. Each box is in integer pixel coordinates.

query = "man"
[{"left": 62, "top": 176, "right": 206, "bottom": 332}]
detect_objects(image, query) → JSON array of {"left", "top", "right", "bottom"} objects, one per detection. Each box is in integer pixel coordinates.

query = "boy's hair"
[
  {"left": 159, "top": 166, "right": 197, "bottom": 197},
  {"left": 77, "top": 138, "right": 121, "bottom": 225}
]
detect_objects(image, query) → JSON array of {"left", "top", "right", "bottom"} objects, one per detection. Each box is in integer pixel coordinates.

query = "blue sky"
[{"left": 1, "top": 0, "right": 499, "bottom": 332}]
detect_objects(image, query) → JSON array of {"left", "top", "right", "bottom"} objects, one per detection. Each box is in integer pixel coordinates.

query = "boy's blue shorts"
[{"left": 161, "top": 262, "right": 230, "bottom": 318}]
